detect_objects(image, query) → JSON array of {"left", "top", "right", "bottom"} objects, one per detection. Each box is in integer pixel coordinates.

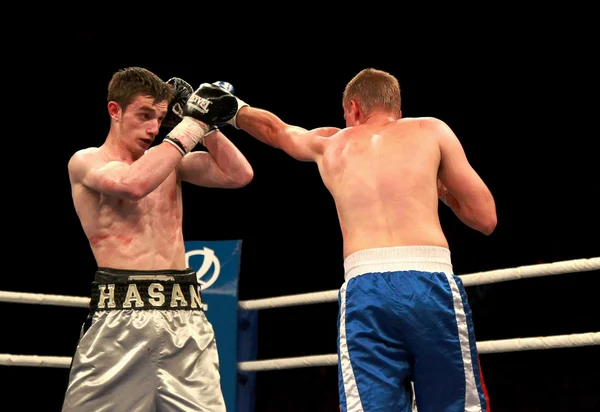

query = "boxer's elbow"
[
  {"left": 239, "top": 167, "right": 255, "bottom": 187},
  {"left": 227, "top": 166, "right": 254, "bottom": 188},
  {"left": 125, "top": 185, "right": 150, "bottom": 201},
  {"left": 480, "top": 194, "right": 498, "bottom": 235},
  {"left": 479, "top": 213, "right": 497, "bottom": 235},
  {"left": 465, "top": 196, "right": 497, "bottom": 235}
]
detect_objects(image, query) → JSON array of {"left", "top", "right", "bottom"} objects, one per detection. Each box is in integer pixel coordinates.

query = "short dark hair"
[{"left": 107, "top": 67, "right": 173, "bottom": 111}]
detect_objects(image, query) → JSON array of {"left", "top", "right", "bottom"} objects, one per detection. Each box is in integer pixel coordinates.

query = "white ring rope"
[
  {"left": 240, "top": 290, "right": 339, "bottom": 311},
  {"left": 458, "top": 257, "right": 600, "bottom": 287},
  {"left": 0, "top": 355, "right": 70, "bottom": 369},
  {"left": 0, "top": 257, "right": 597, "bottom": 311},
  {"left": 0, "top": 291, "right": 89, "bottom": 308},
  {"left": 241, "top": 257, "right": 600, "bottom": 310},
  {"left": 0, "top": 257, "right": 598, "bottom": 370},
  {"left": 239, "top": 332, "right": 600, "bottom": 371},
  {"left": 2, "top": 332, "right": 598, "bottom": 370}
]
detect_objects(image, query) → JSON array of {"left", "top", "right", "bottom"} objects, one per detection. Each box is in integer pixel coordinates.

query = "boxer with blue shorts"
[
  {"left": 229, "top": 68, "right": 497, "bottom": 411},
  {"left": 338, "top": 246, "right": 489, "bottom": 412}
]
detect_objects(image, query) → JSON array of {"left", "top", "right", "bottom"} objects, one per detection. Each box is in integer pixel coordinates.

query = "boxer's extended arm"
[
  {"left": 236, "top": 107, "right": 340, "bottom": 162},
  {"left": 68, "top": 143, "right": 189, "bottom": 201},
  {"left": 435, "top": 119, "right": 497, "bottom": 235},
  {"left": 178, "top": 129, "right": 254, "bottom": 188}
]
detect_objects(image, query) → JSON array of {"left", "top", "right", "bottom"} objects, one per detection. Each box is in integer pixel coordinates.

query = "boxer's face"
[{"left": 119, "top": 95, "right": 168, "bottom": 152}]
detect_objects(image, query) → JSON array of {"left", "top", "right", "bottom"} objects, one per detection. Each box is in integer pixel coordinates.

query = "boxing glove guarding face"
[
  {"left": 164, "top": 81, "right": 245, "bottom": 155},
  {"left": 163, "top": 77, "right": 194, "bottom": 128}
]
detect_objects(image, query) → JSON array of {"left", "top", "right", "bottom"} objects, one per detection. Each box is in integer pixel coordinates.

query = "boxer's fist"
[
  {"left": 163, "top": 77, "right": 194, "bottom": 128},
  {"left": 184, "top": 83, "right": 241, "bottom": 127},
  {"left": 203, "top": 81, "right": 236, "bottom": 136},
  {"left": 190, "top": 82, "right": 248, "bottom": 129},
  {"left": 210, "top": 81, "right": 248, "bottom": 129}
]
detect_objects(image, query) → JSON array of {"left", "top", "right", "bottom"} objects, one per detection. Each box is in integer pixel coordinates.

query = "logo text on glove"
[{"left": 188, "top": 95, "right": 211, "bottom": 113}]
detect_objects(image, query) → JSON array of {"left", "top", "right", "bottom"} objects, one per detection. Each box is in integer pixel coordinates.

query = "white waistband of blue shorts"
[{"left": 343, "top": 246, "right": 453, "bottom": 281}]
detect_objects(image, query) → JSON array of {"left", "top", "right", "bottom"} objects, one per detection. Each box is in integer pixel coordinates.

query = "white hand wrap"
[{"left": 164, "top": 117, "right": 209, "bottom": 156}]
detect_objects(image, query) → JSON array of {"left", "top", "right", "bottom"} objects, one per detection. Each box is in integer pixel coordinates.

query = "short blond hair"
[{"left": 342, "top": 68, "right": 401, "bottom": 117}]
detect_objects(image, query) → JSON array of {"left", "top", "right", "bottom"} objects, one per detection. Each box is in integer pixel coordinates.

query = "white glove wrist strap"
[{"left": 230, "top": 98, "right": 249, "bottom": 129}]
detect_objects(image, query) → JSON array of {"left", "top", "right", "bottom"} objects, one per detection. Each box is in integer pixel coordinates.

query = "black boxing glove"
[
  {"left": 203, "top": 81, "right": 244, "bottom": 136},
  {"left": 186, "top": 83, "right": 241, "bottom": 125},
  {"left": 162, "top": 77, "right": 194, "bottom": 128},
  {"left": 164, "top": 83, "right": 240, "bottom": 156},
  {"left": 211, "top": 81, "right": 248, "bottom": 129}
]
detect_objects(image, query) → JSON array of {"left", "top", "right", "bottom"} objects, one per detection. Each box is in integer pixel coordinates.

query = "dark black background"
[{"left": 2, "top": 15, "right": 599, "bottom": 412}]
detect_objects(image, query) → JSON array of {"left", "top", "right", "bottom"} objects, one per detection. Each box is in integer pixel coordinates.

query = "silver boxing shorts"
[{"left": 62, "top": 267, "right": 226, "bottom": 412}]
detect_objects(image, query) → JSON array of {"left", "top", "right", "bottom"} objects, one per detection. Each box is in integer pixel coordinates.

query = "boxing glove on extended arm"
[
  {"left": 164, "top": 83, "right": 241, "bottom": 156},
  {"left": 204, "top": 81, "right": 239, "bottom": 136},
  {"left": 208, "top": 81, "right": 248, "bottom": 129}
]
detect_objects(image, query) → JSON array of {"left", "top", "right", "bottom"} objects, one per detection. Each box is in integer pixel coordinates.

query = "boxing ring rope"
[
  {"left": 1, "top": 257, "right": 599, "bottom": 370},
  {"left": 2, "top": 330, "right": 599, "bottom": 371}
]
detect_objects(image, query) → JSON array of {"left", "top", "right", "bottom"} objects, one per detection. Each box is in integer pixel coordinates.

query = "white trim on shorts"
[{"left": 343, "top": 246, "right": 453, "bottom": 281}]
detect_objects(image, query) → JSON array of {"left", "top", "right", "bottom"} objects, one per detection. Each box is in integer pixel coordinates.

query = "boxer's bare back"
[{"left": 318, "top": 117, "right": 496, "bottom": 258}]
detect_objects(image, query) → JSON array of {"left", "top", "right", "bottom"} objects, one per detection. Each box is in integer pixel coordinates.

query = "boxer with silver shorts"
[{"left": 64, "top": 67, "right": 253, "bottom": 411}]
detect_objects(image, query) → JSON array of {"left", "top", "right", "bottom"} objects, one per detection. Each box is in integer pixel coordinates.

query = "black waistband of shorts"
[
  {"left": 90, "top": 267, "right": 202, "bottom": 311},
  {"left": 95, "top": 267, "right": 197, "bottom": 282}
]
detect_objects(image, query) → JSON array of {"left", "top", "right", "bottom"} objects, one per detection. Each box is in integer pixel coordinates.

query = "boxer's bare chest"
[{"left": 98, "top": 171, "right": 182, "bottom": 227}]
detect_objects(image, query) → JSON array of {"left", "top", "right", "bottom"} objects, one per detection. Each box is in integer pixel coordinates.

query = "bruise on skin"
[
  {"left": 116, "top": 235, "right": 134, "bottom": 244},
  {"left": 89, "top": 234, "right": 110, "bottom": 245}
]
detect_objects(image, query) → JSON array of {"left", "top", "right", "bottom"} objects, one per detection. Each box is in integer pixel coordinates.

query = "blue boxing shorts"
[{"left": 337, "top": 246, "right": 490, "bottom": 412}]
